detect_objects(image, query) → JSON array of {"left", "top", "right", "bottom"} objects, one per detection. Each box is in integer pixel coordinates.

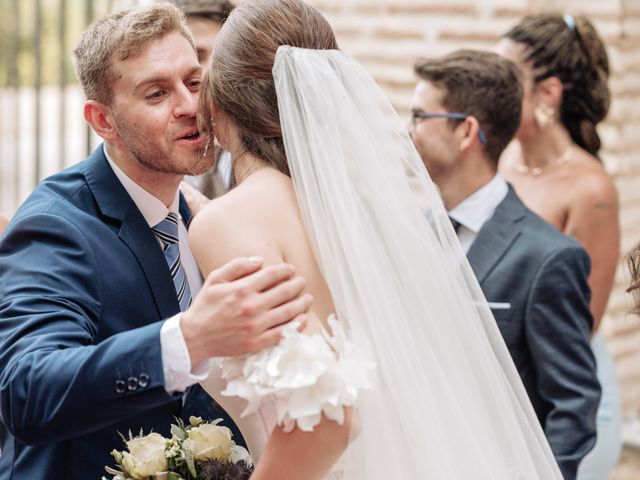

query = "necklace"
[{"left": 514, "top": 147, "right": 572, "bottom": 176}]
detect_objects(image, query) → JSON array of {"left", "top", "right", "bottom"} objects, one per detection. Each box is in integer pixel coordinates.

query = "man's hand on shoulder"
[
  {"left": 180, "top": 181, "right": 210, "bottom": 217},
  {"left": 181, "top": 257, "right": 312, "bottom": 365}
]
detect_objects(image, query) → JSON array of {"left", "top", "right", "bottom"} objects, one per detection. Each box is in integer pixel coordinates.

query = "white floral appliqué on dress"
[{"left": 219, "top": 315, "right": 375, "bottom": 433}]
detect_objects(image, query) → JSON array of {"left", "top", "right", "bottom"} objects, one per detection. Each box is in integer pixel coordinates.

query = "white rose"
[
  {"left": 230, "top": 444, "right": 253, "bottom": 467},
  {"left": 187, "top": 423, "right": 233, "bottom": 461},
  {"left": 121, "top": 432, "right": 168, "bottom": 479}
]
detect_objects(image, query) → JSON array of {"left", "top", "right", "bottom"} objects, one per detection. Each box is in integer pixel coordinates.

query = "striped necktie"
[{"left": 152, "top": 212, "right": 192, "bottom": 311}]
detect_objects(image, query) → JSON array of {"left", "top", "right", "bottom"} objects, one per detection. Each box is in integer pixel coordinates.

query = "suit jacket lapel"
[
  {"left": 179, "top": 193, "right": 193, "bottom": 228},
  {"left": 466, "top": 186, "right": 526, "bottom": 284},
  {"left": 118, "top": 208, "right": 180, "bottom": 317},
  {"left": 83, "top": 146, "right": 180, "bottom": 318}
]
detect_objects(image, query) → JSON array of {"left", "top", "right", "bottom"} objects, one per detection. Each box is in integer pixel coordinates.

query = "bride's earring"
[
  {"left": 201, "top": 117, "right": 217, "bottom": 159},
  {"left": 534, "top": 103, "right": 555, "bottom": 128},
  {"left": 202, "top": 139, "right": 210, "bottom": 159}
]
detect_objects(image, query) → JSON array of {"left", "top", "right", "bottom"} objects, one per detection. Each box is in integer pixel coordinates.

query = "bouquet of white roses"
[{"left": 103, "top": 416, "right": 253, "bottom": 480}]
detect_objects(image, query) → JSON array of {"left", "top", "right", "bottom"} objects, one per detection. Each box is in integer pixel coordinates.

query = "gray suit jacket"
[{"left": 467, "top": 186, "right": 600, "bottom": 480}]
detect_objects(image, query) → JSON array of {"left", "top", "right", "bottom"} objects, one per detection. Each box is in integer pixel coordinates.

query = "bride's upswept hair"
[{"left": 198, "top": 0, "right": 338, "bottom": 176}]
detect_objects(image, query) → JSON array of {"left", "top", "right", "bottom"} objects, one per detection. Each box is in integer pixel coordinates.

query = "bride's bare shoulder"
[
  {"left": 188, "top": 168, "right": 299, "bottom": 273},
  {"left": 196, "top": 168, "right": 296, "bottom": 227}
]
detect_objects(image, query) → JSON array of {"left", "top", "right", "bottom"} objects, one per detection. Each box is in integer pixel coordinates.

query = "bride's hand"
[{"left": 180, "top": 181, "right": 210, "bottom": 217}]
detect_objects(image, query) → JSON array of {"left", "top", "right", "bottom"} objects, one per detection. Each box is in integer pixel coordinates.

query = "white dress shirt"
[
  {"left": 448, "top": 174, "right": 509, "bottom": 254},
  {"left": 104, "top": 146, "right": 210, "bottom": 393}
]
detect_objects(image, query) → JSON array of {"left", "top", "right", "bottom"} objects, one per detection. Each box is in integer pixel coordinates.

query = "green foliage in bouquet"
[{"left": 103, "top": 416, "right": 253, "bottom": 480}]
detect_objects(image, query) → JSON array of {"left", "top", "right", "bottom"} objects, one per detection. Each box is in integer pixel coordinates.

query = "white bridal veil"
[{"left": 273, "top": 46, "right": 562, "bottom": 479}]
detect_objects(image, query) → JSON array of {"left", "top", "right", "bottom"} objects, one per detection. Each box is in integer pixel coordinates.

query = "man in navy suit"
[
  {"left": 0, "top": 4, "right": 311, "bottom": 478},
  {"left": 409, "top": 50, "right": 600, "bottom": 480}
]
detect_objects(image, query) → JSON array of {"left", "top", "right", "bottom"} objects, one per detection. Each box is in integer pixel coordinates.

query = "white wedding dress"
[
  {"left": 201, "top": 46, "right": 564, "bottom": 479},
  {"left": 201, "top": 318, "right": 365, "bottom": 478},
  {"left": 200, "top": 353, "right": 290, "bottom": 465}
]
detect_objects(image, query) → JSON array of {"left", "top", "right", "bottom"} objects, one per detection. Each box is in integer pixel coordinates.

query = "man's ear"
[
  {"left": 83, "top": 100, "right": 118, "bottom": 142},
  {"left": 458, "top": 115, "right": 482, "bottom": 153},
  {"left": 533, "top": 76, "right": 563, "bottom": 110}
]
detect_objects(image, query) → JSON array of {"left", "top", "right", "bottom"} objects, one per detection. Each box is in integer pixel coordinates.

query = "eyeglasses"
[{"left": 411, "top": 112, "right": 487, "bottom": 145}]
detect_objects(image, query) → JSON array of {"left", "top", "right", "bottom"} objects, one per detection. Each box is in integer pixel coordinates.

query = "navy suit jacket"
[
  {"left": 0, "top": 146, "right": 241, "bottom": 478},
  {"left": 466, "top": 187, "right": 600, "bottom": 480}
]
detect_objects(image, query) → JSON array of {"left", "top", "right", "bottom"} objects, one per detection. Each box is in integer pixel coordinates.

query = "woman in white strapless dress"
[{"left": 189, "top": 1, "right": 566, "bottom": 479}]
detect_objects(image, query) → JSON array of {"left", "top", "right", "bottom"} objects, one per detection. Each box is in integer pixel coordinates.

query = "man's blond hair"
[{"left": 73, "top": 2, "right": 196, "bottom": 105}]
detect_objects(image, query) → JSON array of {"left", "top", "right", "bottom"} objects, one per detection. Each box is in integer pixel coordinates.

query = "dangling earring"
[
  {"left": 534, "top": 103, "right": 555, "bottom": 128},
  {"left": 202, "top": 138, "right": 211, "bottom": 159},
  {"left": 201, "top": 116, "right": 216, "bottom": 159}
]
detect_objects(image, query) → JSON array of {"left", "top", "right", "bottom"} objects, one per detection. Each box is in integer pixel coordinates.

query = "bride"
[{"left": 189, "top": 0, "right": 563, "bottom": 478}]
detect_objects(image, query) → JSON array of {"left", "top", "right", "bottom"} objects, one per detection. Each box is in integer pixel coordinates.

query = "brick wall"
[{"left": 302, "top": 0, "right": 640, "bottom": 415}]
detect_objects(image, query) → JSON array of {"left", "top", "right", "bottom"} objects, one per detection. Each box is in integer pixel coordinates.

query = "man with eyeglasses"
[{"left": 409, "top": 49, "right": 599, "bottom": 480}]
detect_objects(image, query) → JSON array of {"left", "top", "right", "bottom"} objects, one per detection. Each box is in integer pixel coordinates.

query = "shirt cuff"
[{"left": 160, "top": 313, "right": 212, "bottom": 394}]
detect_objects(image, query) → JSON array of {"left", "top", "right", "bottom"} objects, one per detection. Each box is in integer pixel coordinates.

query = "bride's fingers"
[
  {"left": 206, "top": 256, "right": 266, "bottom": 283},
  {"left": 180, "top": 181, "right": 210, "bottom": 216},
  {"left": 259, "top": 293, "right": 313, "bottom": 332}
]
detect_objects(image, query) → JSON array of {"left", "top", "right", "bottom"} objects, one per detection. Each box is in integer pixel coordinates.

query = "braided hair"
[{"left": 504, "top": 14, "right": 610, "bottom": 158}]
